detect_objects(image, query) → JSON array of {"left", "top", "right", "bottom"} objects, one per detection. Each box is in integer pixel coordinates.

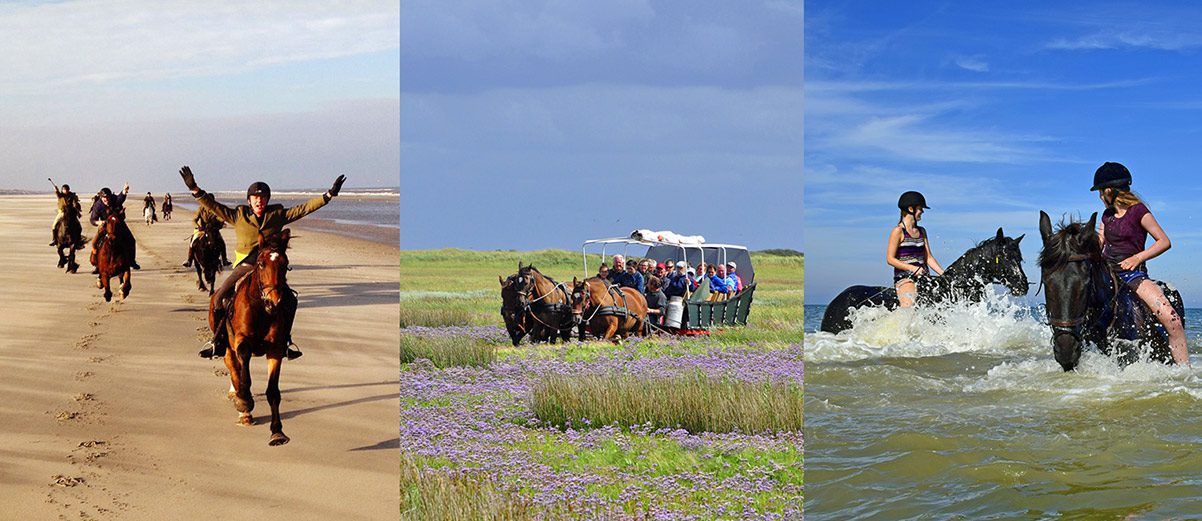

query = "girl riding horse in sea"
[
  {"left": 179, "top": 166, "right": 347, "bottom": 361},
  {"left": 887, "top": 191, "right": 945, "bottom": 307},
  {"left": 1092, "top": 162, "right": 1188, "bottom": 365}
]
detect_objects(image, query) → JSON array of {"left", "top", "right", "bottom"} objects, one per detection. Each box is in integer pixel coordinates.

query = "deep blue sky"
[
  {"left": 806, "top": 1, "right": 1202, "bottom": 304},
  {"left": 401, "top": 1, "right": 803, "bottom": 251}
]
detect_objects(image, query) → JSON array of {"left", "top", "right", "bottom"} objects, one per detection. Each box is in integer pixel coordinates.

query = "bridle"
[
  {"left": 253, "top": 248, "right": 288, "bottom": 313},
  {"left": 1041, "top": 253, "right": 1119, "bottom": 341}
]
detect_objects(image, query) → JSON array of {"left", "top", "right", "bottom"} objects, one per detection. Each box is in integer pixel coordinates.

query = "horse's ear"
[
  {"left": 518, "top": 262, "right": 524, "bottom": 270},
  {"left": 280, "top": 228, "right": 291, "bottom": 242},
  {"left": 996, "top": 227, "right": 1004, "bottom": 241},
  {"left": 1086, "top": 212, "right": 1098, "bottom": 234},
  {"left": 1015, "top": 234, "right": 1025, "bottom": 244},
  {"left": 1039, "top": 211, "right": 1053, "bottom": 242},
  {"left": 499, "top": 275, "right": 504, "bottom": 285},
  {"left": 573, "top": 276, "right": 579, "bottom": 285}
]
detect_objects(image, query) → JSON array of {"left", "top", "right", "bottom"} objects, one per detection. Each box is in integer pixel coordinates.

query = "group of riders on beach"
[
  {"left": 47, "top": 167, "right": 347, "bottom": 445},
  {"left": 871, "top": 161, "right": 1189, "bottom": 368}
]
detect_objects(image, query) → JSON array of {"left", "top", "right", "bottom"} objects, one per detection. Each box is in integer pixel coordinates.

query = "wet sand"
[{"left": 0, "top": 195, "right": 398, "bottom": 520}]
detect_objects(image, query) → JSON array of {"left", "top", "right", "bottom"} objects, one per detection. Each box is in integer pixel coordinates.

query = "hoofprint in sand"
[{"left": 0, "top": 195, "right": 399, "bottom": 520}]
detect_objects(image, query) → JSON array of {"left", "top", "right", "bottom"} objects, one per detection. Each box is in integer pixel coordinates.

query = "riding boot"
[
  {"left": 286, "top": 341, "right": 303, "bottom": 360},
  {"left": 199, "top": 306, "right": 229, "bottom": 358}
]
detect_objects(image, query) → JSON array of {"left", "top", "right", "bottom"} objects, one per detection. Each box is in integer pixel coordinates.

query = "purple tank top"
[
  {"left": 1102, "top": 203, "right": 1150, "bottom": 265},
  {"left": 894, "top": 225, "right": 927, "bottom": 278}
]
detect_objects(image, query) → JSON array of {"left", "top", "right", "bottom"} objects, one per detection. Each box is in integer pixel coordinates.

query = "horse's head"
[
  {"left": 254, "top": 229, "right": 291, "bottom": 315},
  {"left": 569, "top": 277, "right": 591, "bottom": 325},
  {"left": 974, "top": 227, "right": 1029, "bottom": 295},
  {"left": 1039, "top": 211, "right": 1102, "bottom": 371}
]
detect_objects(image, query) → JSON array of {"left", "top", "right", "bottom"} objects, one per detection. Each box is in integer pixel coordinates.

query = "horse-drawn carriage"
[{"left": 581, "top": 236, "right": 757, "bottom": 333}]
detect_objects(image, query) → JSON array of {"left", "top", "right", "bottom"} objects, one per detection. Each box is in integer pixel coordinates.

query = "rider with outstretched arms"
[
  {"left": 179, "top": 166, "right": 346, "bottom": 360},
  {"left": 49, "top": 178, "right": 83, "bottom": 248}
]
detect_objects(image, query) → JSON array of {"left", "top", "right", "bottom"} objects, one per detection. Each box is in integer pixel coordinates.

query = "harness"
[
  {"left": 521, "top": 276, "right": 575, "bottom": 332},
  {"left": 1041, "top": 253, "right": 1120, "bottom": 341},
  {"left": 580, "top": 283, "right": 635, "bottom": 322}
]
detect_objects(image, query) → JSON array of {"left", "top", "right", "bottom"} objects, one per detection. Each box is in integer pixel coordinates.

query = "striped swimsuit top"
[{"left": 894, "top": 225, "right": 927, "bottom": 280}]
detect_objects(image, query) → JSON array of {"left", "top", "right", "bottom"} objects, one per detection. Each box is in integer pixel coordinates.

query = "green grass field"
[{"left": 400, "top": 248, "right": 804, "bottom": 519}]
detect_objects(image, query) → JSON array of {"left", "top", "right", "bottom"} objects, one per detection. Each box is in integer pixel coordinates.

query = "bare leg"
[
  {"left": 896, "top": 279, "right": 917, "bottom": 308},
  {"left": 1135, "top": 279, "right": 1189, "bottom": 365}
]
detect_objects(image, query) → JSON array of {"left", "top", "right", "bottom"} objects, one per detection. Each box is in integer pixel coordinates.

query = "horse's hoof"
[
  {"left": 104, "top": 293, "right": 112, "bottom": 302},
  {"left": 268, "top": 432, "right": 290, "bottom": 446},
  {"left": 227, "top": 391, "right": 236, "bottom": 401},
  {"left": 237, "top": 413, "right": 254, "bottom": 426},
  {"left": 57, "top": 259, "right": 66, "bottom": 268},
  {"left": 96, "top": 280, "right": 103, "bottom": 289}
]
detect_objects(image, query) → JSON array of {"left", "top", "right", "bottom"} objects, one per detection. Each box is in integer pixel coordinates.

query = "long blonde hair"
[{"left": 1101, "top": 187, "right": 1143, "bottom": 210}]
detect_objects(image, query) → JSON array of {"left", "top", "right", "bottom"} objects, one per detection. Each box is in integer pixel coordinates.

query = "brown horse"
[
  {"left": 517, "top": 264, "right": 574, "bottom": 344},
  {"left": 190, "top": 224, "right": 224, "bottom": 295},
  {"left": 54, "top": 206, "right": 85, "bottom": 273},
  {"left": 500, "top": 274, "right": 532, "bottom": 346},
  {"left": 95, "top": 211, "right": 132, "bottom": 301},
  {"left": 569, "top": 276, "right": 650, "bottom": 341},
  {"left": 220, "top": 229, "right": 298, "bottom": 446}
]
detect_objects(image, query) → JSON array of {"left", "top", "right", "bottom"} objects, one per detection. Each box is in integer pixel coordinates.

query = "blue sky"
[
  {"left": 806, "top": 1, "right": 1202, "bottom": 305},
  {"left": 0, "top": 2, "right": 399, "bottom": 192},
  {"left": 401, "top": 1, "right": 803, "bottom": 251}
]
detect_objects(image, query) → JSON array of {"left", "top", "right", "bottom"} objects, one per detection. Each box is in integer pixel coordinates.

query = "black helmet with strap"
[
  {"left": 247, "top": 181, "right": 271, "bottom": 199},
  {"left": 1091, "top": 162, "right": 1132, "bottom": 191},
  {"left": 898, "top": 191, "right": 930, "bottom": 211},
  {"left": 99, "top": 187, "right": 113, "bottom": 198}
]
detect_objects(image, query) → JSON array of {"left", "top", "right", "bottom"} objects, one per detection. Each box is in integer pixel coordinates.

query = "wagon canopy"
[{"left": 581, "top": 237, "right": 754, "bottom": 286}]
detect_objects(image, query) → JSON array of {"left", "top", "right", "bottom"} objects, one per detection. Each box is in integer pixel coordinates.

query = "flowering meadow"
[{"left": 400, "top": 250, "right": 805, "bottom": 520}]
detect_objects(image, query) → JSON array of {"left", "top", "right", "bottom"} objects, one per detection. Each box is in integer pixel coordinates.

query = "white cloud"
[
  {"left": 0, "top": 1, "right": 398, "bottom": 90},
  {"left": 954, "top": 55, "right": 990, "bottom": 72}
]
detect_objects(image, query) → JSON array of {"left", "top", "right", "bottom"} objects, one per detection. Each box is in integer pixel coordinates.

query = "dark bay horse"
[
  {"left": 161, "top": 197, "right": 172, "bottom": 221},
  {"left": 1039, "top": 211, "right": 1182, "bottom": 371},
  {"left": 499, "top": 273, "right": 532, "bottom": 346},
  {"left": 54, "top": 206, "right": 85, "bottom": 273},
  {"left": 222, "top": 229, "right": 298, "bottom": 445},
  {"left": 569, "top": 276, "right": 650, "bottom": 341},
  {"left": 516, "top": 264, "right": 574, "bottom": 344},
  {"left": 190, "top": 224, "right": 224, "bottom": 295},
  {"left": 820, "top": 228, "right": 1029, "bottom": 333},
  {"left": 95, "top": 211, "right": 132, "bottom": 302}
]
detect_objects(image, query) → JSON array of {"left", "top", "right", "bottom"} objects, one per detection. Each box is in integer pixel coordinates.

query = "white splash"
[{"left": 806, "top": 290, "right": 1049, "bottom": 362}]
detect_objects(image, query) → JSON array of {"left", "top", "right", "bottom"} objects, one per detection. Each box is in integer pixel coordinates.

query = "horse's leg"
[
  {"left": 602, "top": 318, "right": 618, "bottom": 341},
  {"left": 265, "top": 356, "right": 289, "bottom": 446},
  {"left": 227, "top": 336, "right": 255, "bottom": 425},
  {"left": 194, "top": 259, "right": 205, "bottom": 291},
  {"left": 102, "top": 273, "right": 112, "bottom": 302},
  {"left": 120, "top": 269, "right": 131, "bottom": 299}
]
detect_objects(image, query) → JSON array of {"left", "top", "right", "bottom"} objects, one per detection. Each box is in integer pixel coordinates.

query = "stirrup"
[
  {"left": 198, "top": 340, "right": 226, "bottom": 359},
  {"left": 286, "top": 341, "right": 303, "bottom": 360}
]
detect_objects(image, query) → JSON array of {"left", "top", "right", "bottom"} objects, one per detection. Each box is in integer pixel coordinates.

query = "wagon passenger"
[
  {"left": 727, "top": 262, "right": 743, "bottom": 292},
  {"left": 644, "top": 276, "right": 666, "bottom": 327},
  {"left": 663, "top": 261, "right": 690, "bottom": 298},
  {"left": 705, "top": 264, "right": 729, "bottom": 302}
]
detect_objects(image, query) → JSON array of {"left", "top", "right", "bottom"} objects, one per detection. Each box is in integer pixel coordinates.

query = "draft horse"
[
  {"left": 95, "top": 211, "right": 133, "bottom": 302},
  {"left": 568, "top": 276, "right": 650, "bottom": 341},
  {"left": 190, "top": 223, "right": 224, "bottom": 295},
  {"left": 499, "top": 273, "right": 533, "bottom": 346},
  {"left": 1038, "top": 211, "right": 1182, "bottom": 371},
  {"left": 513, "top": 263, "right": 575, "bottom": 344},
  {"left": 820, "top": 228, "right": 1029, "bottom": 333},
  {"left": 54, "top": 205, "right": 85, "bottom": 273},
  {"left": 221, "top": 229, "right": 299, "bottom": 445}
]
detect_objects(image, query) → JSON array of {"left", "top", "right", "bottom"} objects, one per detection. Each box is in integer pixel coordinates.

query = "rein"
[{"left": 1042, "top": 253, "right": 1120, "bottom": 333}]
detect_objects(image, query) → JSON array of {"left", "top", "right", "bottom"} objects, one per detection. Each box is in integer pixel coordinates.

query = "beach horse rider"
[
  {"left": 179, "top": 166, "right": 346, "bottom": 360},
  {"left": 49, "top": 179, "right": 84, "bottom": 249},
  {"left": 89, "top": 183, "right": 140, "bottom": 272},
  {"left": 183, "top": 205, "right": 232, "bottom": 268}
]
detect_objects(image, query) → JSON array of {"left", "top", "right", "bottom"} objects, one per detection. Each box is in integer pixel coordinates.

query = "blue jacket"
[
  {"left": 724, "top": 275, "right": 738, "bottom": 293},
  {"left": 663, "top": 273, "right": 689, "bottom": 297},
  {"left": 708, "top": 274, "right": 728, "bottom": 293},
  {"left": 89, "top": 192, "right": 127, "bottom": 226}
]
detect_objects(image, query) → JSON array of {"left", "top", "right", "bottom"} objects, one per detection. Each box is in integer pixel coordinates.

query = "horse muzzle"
[{"left": 1050, "top": 324, "right": 1083, "bottom": 371}]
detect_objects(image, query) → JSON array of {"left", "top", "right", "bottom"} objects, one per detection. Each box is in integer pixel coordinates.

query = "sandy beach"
[{"left": 0, "top": 195, "right": 399, "bottom": 520}]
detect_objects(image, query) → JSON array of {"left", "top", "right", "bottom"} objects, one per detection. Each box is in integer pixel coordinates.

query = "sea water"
[
  {"left": 804, "top": 293, "right": 1202, "bottom": 519},
  {"left": 174, "top": 189, "right": 399, "bottom": 245}
]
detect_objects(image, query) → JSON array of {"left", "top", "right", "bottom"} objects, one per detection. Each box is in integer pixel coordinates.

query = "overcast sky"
[
  {"left": 0, "top": 2, "right": 399, "bottom": 193},
  {"left": 807, "top": 1, "right": 1202, "bottom": 305},
  {"left": 401, "top": 1, "right": 804, "bottom": 251}
]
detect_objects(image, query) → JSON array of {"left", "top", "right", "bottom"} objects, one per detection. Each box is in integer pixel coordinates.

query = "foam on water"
[{"left": 807, "top": 291, "right": 1049, "bottom": 362}]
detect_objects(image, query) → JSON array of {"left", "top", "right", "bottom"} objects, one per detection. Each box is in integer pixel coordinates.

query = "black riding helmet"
[
  {"left": 99, "top": 187, "right": 113, "bottom": 198},
  {"left": 1091, "top": 162, "right": 1132, "bottom": 191},
  {"left": 247, "top": 181, "right": 271, "bottom": 199},
  {"left": 898, "top": 191, "right": 930, "bottom": 211}
]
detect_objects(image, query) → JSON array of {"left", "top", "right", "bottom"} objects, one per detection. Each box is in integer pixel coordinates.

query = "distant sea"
[{"left": 171, "top": 188, "right": 398, "bottom": 246}]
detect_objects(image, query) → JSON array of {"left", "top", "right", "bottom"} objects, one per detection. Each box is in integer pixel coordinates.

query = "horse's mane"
[
  {"left": 972, "top": 235, "right": 1022, "bottom": 261},
  {"left": 261, "top": 232, "right": 291, "bottom": 253},
  {"left": 1039, "top": 220, "right": 1101, "bottom": 271}
]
